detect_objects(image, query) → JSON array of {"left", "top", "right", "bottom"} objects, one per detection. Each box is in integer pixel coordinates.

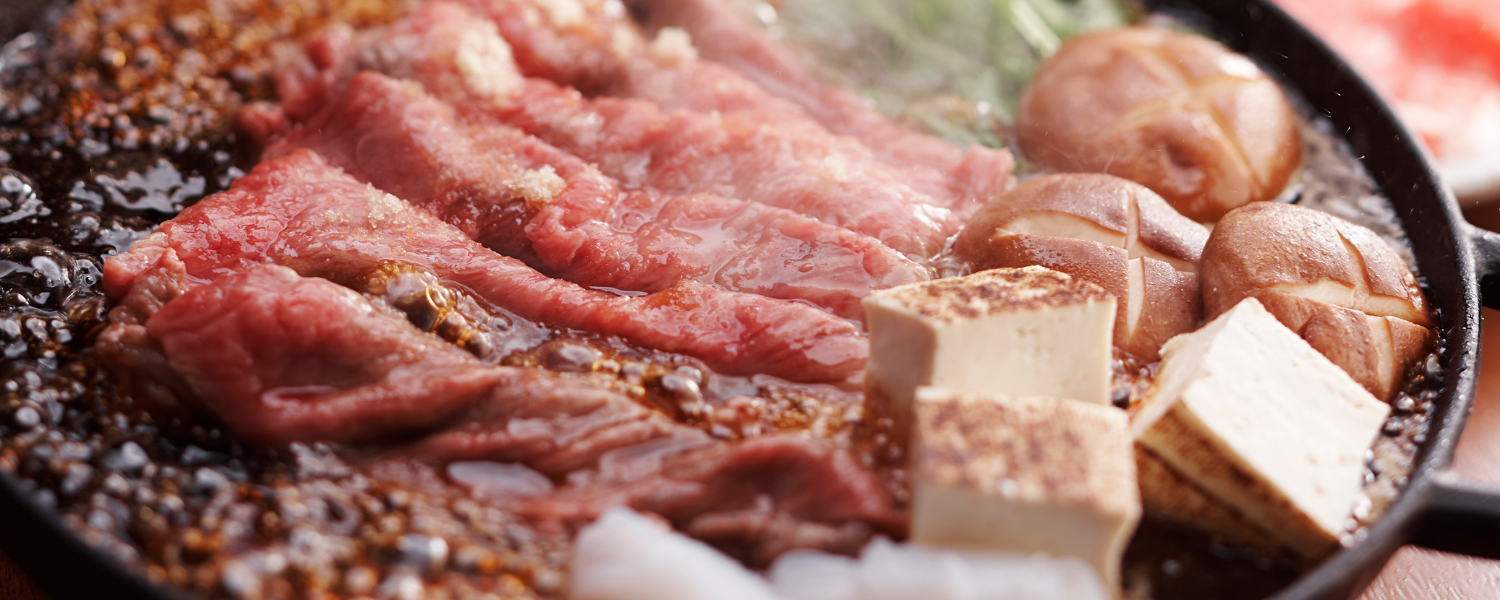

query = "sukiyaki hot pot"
[{"left": 4, "top": 0, "right": 1500, "bottom": 599}]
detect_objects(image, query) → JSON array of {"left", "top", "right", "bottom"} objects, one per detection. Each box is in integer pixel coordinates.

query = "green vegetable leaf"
[{"left": 773, "top": 0, "right": 1132, "bottom": 147}]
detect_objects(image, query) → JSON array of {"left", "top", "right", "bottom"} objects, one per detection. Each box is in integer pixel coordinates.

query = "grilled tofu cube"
[
  {"left": 863, "top": 266, "right": 1116, "bottom": 435},
  {"left": 910, "top": 387, "right": 1140, "bottom": 590},
  {"left": 1132, "top": 298, "right": 1390, "bottom": 559},
  {"left": 1133, "top": 447, "right": 1286, "bottom": 556}
]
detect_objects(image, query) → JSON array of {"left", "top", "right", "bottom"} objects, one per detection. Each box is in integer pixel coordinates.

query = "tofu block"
[
  {"left": 1133, "top": 447, "right": 1286, "bottom": 556},
  {"left": 863, "top": 266, "right": 1116, "bottom": 432},
  {"left": 910, "top": 387, "right": 1140, "bottom": 590},
  {"left": 1131, "top": 298, "right": 1390, "bottom": 559}
]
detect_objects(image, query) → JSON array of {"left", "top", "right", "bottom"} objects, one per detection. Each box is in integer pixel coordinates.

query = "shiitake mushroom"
[
  {"left": 1200, "top": 202, "right": 1433, "bottom": 400},
  {"left": 1016, "top": 27, "right": 1302, "bottom": 223},
  {"left": 955, "top": 173, "right": 1208, "bottom": 361}
]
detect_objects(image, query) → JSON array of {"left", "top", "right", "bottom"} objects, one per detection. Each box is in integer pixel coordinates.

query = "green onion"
[{"left": 774, "top": 0, "right": 1133, "bottom": 147}]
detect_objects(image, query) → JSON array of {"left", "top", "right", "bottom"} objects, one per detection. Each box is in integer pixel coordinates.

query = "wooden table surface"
[
  {"left": 7, "top": 275, "right": 1500, "bottom": 600},
  {"left": 1358, "top": 305, "right": 1500, "bottom": 600},
  {"left": 1360, "top": 206, "right": 1500, "bottom": 600}
]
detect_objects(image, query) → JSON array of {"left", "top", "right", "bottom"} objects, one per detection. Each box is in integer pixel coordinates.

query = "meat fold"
[
  {"left": 103, "top": 263, "right": 567, "bottom": 445},
  {"left": 264, "top": 71, "right": 924, "bottom": 319},
  {"left": 103, "top": 149, "right": 866, "bottom": 384},
  {"left": 450, "top": 0, "right": 1014, "bottom": 225},
  {"left": 145, "top": 265, "right": 699, "bottom": 463}
]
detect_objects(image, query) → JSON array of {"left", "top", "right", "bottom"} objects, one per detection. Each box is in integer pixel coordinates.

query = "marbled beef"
[
  {"left": 98, "top": 263, "right": 895, "bottom": 560},
  {"left": 447, "top": 0, "right": 1014, "bottom": 252},
  {"left": 263, "top": 72, "right": 927, "bottom": 319},
  {"left": 269, "top": 1, "right": 990, "bottom": 258},
  {"left": 102, "top": 150, "right": 867, "bottom": 384}
]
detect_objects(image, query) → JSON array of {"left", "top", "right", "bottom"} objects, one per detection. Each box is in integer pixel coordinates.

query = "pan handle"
[
  {"left": 1472, "top": 224, "right": 1500, "bottom": 310},
  {"left": 1405, "top": 224, "right": 1500, "bottom": 558},
  {"left": 1410, "top": 473, "right": 1500, "bottom": 560}
]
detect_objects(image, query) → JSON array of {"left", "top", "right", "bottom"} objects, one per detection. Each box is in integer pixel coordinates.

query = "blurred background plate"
[{"left": 1269, "top": 0, "right": 1500, "bottom": 206}]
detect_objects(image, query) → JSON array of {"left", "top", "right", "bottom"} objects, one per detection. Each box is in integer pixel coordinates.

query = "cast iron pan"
[{"left": 4, "top": 0, "right": 1500, "bottom": 599}]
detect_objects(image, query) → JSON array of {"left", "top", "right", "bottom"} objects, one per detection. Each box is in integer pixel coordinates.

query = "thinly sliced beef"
[
  {"left": 633, "top": 435, "right": 899, "bottom": 564},
  {"left": 510, "top": 435, "right": 898, "bottom": 565},
  {"left": 291, "top": 2, "right": 960, "bottom": 258},
  {"left": 264, "top": 72, "right": 923, "bottom": 317},
  {"left": 98, "top": 1, "right": 917, "bottom": 565},
  {"left": 455, "top": 0, "right": 641, "bottom": 96},
  {"left": 623, "top": 0, "right": 984, "bottom": 173},
  {"left": 99, "top": 263, "right": 895, "bottom": 559},
  {"left": 103, "top": 264, "right": 514, "bottom": 443},
  {"left": 103, "top": 150, "right": 866, "bottom": 384},
  {"left": 499, "top": 85, "right": 965, "bottom": 258},
  {"left": 151, "top": 265, "right": 698, "bottom": 463},
  {"left": 409, "top": 382, "right": 713, "bottom": 479},
  {"left": 453, "top": 0, "right": 1014, "bottom": 222}
]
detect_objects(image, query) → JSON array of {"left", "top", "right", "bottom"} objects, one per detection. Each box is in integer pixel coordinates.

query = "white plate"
[{"left": 1446, "top": 156, "right": 1500, "bottom": 206}]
